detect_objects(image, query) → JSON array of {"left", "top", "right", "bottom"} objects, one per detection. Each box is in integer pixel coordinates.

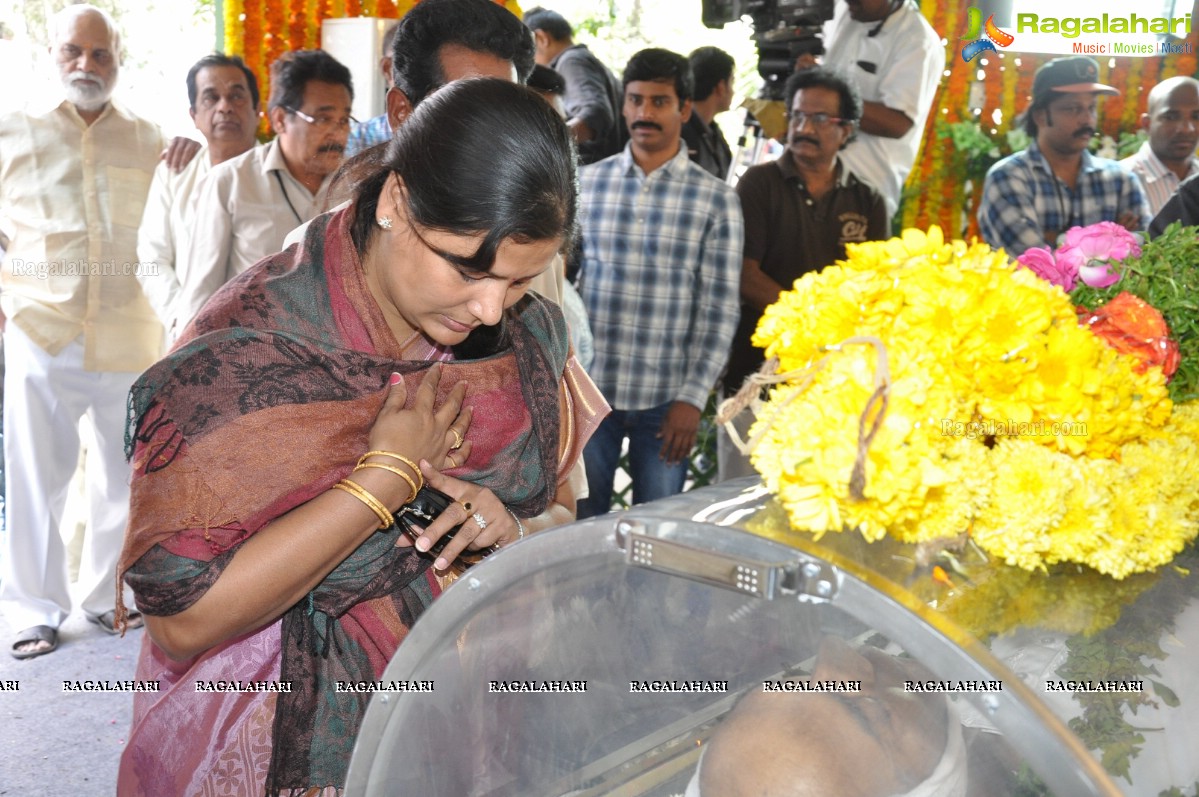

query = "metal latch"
[{"left": 615, "top": 518, "right": 839, "bottom": 602}]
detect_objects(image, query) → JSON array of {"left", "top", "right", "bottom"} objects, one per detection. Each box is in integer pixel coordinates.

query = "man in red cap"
[{"left": 978, "top": 55, "right": 1149, "bottom": 256}]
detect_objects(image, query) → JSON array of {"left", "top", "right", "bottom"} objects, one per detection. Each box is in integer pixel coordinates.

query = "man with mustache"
[
  {"left": 177, "top": 49, "right": 353, "bottom": 330},
  {"left": 719, "top": 68, "right": 886, "bottom": 480},
  {"left": 137, "top": 54, "right": 261, "bottom": 342},
  {"left": 576, "top": 48, "right": 742, "bottom": 517},
  {"left": 978, "top": 56, "right": 1148, "bottom": 257},
  {"left": 1, "top": 4, "right": 184, "bottom": 657},
  {"left": 1121, "top": 76, "right": 1199, "bottom": 218}
]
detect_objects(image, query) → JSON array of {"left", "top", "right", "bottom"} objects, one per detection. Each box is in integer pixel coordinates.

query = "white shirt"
[
  {"left": 178, "top": 139, "right": 334, "bottom": 330},
  {"left": 1120, "top": 140, "right": 1199, "bottom": 219},
  {"left": 136, "top": 145, "right": 212, "bottom": 341},
  {"left": 0, "top": 98, "right": 165, "bottom": 371},
  {"left": 822, "top": 1, "right": 945, "bottom": 218}
]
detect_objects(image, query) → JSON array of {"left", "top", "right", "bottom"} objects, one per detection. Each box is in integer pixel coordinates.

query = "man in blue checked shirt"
[
  {"left": 978, "top": 55, "right": 1149, "bottom": 257},
  {"left": 575, "top": 48, "right": 743, "bottom": 519}
]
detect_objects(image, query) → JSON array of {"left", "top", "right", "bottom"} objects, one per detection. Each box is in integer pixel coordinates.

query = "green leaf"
[{"left": 1150, "top": 679, "right": 1181, "bottom": 708}]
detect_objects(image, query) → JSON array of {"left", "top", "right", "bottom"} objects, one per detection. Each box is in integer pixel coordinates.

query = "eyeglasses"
[
  {"left": 785, "top": 111, "right": 852, "bottom": 129},
  {"left": 286, "top": 107, "right": 357, "bottom": 131}
]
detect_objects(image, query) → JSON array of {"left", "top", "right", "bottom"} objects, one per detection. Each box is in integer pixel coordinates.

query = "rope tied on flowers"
[{"left": 716, "top": 336, "right": 891, "bottom": 501}]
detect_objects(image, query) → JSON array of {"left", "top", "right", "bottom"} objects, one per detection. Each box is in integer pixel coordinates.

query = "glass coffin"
[{"left": 347, "top": 480, "right": 1199, "bottom": 797}]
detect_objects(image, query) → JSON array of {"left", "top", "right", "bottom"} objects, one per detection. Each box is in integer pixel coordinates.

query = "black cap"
[{"left": 1032, "top": 56, "right": 1118, "bottom": 104}]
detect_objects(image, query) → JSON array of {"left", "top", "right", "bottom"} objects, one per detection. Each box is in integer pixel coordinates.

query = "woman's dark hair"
[{"left": 351, "top": 78, "right": 578, "bottom": 355}]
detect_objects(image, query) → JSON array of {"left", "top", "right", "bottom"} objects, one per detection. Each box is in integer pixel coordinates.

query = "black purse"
[{"left": 394, "top": 485, "right": 466, "bottom": 556}]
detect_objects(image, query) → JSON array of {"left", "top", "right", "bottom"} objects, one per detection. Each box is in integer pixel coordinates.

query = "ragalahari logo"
[{"left": 961, "top": 7, "right": 1015, "bottom": 62}]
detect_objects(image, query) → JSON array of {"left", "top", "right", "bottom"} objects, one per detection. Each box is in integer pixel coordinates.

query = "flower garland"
[
  {"left": 745, "top": 227, "right": 1198, "bottom": 579},
  {"left": 223, "top": 0, "right": 245, "bottom": 57}
]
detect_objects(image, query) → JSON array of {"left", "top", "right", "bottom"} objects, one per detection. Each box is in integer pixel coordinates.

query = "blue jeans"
[{"left": 577, "top": 402, "right": 688, "bottom": 519}]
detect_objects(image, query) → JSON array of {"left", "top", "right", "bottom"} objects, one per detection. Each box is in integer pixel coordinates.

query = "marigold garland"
[
  {"left": 223, "top": 0, "right": 245, "bottom": 57},
  {"left": 288, "top": 0, "right": 307, "bottom": 50},
  {"left": 748, "top": 227, "right": 1197, "bottom": 579}
]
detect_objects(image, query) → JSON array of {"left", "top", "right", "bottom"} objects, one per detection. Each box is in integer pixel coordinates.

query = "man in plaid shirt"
[
  {"left": 978, "top": 56, "right": 1149, "bottom": 257},
  {"left": 575, "top": 48, "right": 743, "bottom": 518}
]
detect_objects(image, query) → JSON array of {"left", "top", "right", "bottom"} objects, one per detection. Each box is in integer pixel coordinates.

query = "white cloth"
[
  {"left": 178, "top": 139, "right": 334, "bottom": 329},
  {"left": 1120, "top": 140, "right": 1199, "bottom": 218},
  {"left": 822, "top": 1, "right": 945, "bottom": 217},
  {"left": 0, "top": 98, "right": 165, "bottom": 371},
  {"left": 560, "top": 278, "right": 593, "bottom": 371},
  {"left": 0, "top": 324, "right": 139, "bottom": 628},
  {"left": 136, "top": 145, "right": 212, "bottom": 341}
]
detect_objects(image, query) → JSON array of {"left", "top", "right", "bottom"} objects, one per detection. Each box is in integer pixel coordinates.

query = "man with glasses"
[
  {"left": 178, "top": 49, "right": 353, "bottom": 330},
  {"left": 978, "top": 55, "right": 1148, "bottom": 257},
  {"left": 718, "top": 68, "right": 886, "bottom": 480}
]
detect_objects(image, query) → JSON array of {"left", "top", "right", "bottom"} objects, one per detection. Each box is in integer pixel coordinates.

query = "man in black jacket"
[{"left": 524, "top": 7, "right": 624, "bottom": 164}]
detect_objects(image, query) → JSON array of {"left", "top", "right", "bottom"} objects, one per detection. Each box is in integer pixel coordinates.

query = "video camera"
[{"left": 701, "top": 0, "right": 835, "bottom": 100}]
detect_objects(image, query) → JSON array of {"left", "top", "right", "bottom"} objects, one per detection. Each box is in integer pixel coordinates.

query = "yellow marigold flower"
[{"left": 748, "top": 228, "right": 1196, "bottom": 579}]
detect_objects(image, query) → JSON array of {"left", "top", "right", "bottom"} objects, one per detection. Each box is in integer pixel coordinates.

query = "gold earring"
[{"left": 377, "top": 216, "right": 393, "bottom": 229}]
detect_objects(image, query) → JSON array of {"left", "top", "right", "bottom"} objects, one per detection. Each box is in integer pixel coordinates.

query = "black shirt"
[{"left": 724, "top": 154, "right": 888, "bottom": 395}]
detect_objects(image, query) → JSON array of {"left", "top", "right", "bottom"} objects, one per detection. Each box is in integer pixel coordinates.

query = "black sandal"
[
  {"left": 88, "top": 610, "right": 143, "bottom": 635},
  {"left": 11, "top": 625, "right": 58, "bottom": 660}
]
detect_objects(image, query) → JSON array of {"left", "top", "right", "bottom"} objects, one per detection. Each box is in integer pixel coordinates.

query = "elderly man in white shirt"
[
  {"left": 136, "top": 53, "right": 261, "bottom": 341},
  {"left": 0, "top": 4, "right": 198, "bottom": 658},
  {"left": 1121, "top": 76, "right": 1199, "bottom": 218},
  {"left": 177, "top": 49, "right": 352, "bottom": 331}
]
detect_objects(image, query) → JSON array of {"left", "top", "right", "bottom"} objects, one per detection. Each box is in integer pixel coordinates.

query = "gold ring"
[
  {"left": 446, "top": 452, "right": 458, "bottom": 469},
  {"left": 450, "top": 428, "right": 464, "bottom": 450},
  {"left": 459, "top": 500, "right": 473, "bottom": 514}
]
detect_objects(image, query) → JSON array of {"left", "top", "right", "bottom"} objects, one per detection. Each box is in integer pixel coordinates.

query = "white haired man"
[{"left": 0, "top": 4, "right": 194, "bottom": 658}]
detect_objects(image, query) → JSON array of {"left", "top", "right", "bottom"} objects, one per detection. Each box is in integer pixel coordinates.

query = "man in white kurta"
[
  {"left": 0, "top": 5, "right": 164, "bottom": 656},
  {"left": 136, "top": 54, "right": 261, "bottom": 342}
]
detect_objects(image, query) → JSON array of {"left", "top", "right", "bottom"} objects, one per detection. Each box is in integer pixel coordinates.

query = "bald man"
[
  {"left": 690, "top": 637, "right": 967, "bottom": 797},
  {"left": 1121, "top": 76, "right": 1199, "bottom": 217}
]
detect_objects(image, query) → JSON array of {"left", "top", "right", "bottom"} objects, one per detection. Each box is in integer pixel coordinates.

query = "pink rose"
[
  {"left": 1078, "top": 261, "right": 1123, "bottom": 288},
  {"left": 1016, "top": 246, "right": 1078, "bottom": 291},
  {"left": 1062, "top": 222, "right": 1141, "bottom": 262}
]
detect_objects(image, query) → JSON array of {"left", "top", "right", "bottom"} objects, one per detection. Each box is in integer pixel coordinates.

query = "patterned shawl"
[{"left": 117, "top": 206, "right": 586, "bottom": 795}]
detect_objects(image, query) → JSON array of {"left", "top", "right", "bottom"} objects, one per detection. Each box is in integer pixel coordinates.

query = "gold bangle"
[
  {"left": 332, "top": 479, "right": 392, "bottom": 530},
  {"left": 354, "top": 461, "right": 418, "bottom": 505},
  {"left": 358, "top": 450, "right": 425, "bottom": 493}
]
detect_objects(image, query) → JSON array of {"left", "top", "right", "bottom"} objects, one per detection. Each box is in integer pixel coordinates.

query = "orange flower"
[{"left": 1079, "top": 292, "right": 1180, "bottom": 379}]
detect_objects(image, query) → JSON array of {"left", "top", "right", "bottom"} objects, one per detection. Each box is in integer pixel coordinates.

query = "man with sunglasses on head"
[
  {"left": 718, "top": 68, "right": 886, "bottom": 481},
  {"left": 178, "top": 49, "right": 353, "bottom": 331},
  {"left": 979, "top": 55, "right": 1149, "bottom": 257}
]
